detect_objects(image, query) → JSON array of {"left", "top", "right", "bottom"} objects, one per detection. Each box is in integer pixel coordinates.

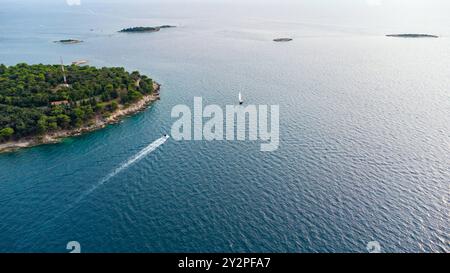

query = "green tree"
[
  {"left": 37, "top": 116, "right": 48, "bottom": 134},
  {"left": 0, "top": 127, "right": 14, "bottom": 141},
  {"left": 48, "top": 121, "right": 58, "bottom": 131},
  {"left": 0, "top": 64, "right": 6, "bottom": 74},
  {"left": 71, "top": 108, "right": 85, "bottom": 127},
  {"left": 127, "top": 90, "right": 143, "bottom": 103},
  {"left": 95, "top": 103, "right": 106, "bottom": 113},
  {"left": 56, "top": 114, "right": 71, "bottom": 129},
  {"left": 109, "top": 101, "right": 119, "bottom": 112}
]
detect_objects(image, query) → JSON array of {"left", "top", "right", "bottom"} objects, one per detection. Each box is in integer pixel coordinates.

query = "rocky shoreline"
[{"left": 0, "top": 82, "right": 161, "bottom": 154}]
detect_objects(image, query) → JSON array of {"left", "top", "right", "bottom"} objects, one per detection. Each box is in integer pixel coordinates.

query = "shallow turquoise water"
[{"left": 0, "top": 0, "right": 448, "bottom": 252}]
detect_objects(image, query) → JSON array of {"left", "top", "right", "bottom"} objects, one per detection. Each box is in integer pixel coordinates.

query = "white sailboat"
[{"left": 239, "top": 92, "right": 243, "bottom": 105}]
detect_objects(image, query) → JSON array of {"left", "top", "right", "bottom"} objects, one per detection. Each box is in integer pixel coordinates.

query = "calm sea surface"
[{"left": 0, "top": 0, "right": 448, "bottom": 252}]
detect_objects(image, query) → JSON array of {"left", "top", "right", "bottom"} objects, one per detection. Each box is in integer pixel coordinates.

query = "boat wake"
[
  {"left": 75, "top": 135, "right": 170, "bottom": 203},
  {"left": 39, "top": 135, "right": 169, "bottom": 227}
]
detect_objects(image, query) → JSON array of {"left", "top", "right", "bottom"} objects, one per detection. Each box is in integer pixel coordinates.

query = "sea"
[{"left": 0, "top": 0, "right": 448, "bottom": 252}]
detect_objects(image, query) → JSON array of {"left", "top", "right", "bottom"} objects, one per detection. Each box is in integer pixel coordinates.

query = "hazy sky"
[{"left": 2, "top": 0, "right": 449, "bottom": 34}]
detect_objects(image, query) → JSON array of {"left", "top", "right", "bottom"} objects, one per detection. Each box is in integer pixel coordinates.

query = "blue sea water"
[{"left": 0, "top": 0, "right": 449, "bottom": 253}]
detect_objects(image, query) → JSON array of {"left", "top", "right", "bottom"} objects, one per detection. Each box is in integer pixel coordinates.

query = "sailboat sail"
[{"left": 239, "top": 92, "right": 243, "bottom": 104}]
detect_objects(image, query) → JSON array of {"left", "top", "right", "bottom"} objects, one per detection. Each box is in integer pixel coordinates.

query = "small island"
[
  {"left": 273, "top": 38, "right": 293, "bottom": 42},
  {"left": 119, "top": 25, "right": 176, "bottom": 33},
  {"left": 386, "top": 34, "right": 439, "bottom": 38},
  {"left": 55, "top": 39, "right": 83, "bottom": 44},
  {"left": 0, "top": 63, "right": 161, "bottom": 153}
]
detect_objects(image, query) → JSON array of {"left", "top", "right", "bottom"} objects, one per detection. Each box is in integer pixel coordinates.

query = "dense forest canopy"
[{"left": 0, "top": 63, "right": 154, "bottom": 142}]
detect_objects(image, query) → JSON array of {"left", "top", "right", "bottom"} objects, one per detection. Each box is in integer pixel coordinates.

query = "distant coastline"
[
  {"left": 54, "top": 39, "right": 83, "bottom": 44},
  {"left": 386, "top": 34, "right": 439, "bottom": 38},
  {"left": 273, "top": 38, "right": 293, "bottom": 42},
  {"left": 119, "top": 25, "right": 176, "bottom": 33}
]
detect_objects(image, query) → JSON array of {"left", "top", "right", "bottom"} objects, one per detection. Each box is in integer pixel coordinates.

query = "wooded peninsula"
[{"left": 0, "top": 63, "right": 160, "bottom": 152}]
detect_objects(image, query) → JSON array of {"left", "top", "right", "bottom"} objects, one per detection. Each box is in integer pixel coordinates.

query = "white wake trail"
[
  {"left": 76, "top": 135, "right": 170, "bottom": 203},
  {"left": 29, "top": 135, "right": 169, "bottom": 239}
]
